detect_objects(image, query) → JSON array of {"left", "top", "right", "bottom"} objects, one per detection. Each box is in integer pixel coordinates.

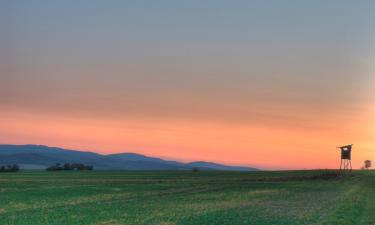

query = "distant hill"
[
  {"left": 0, "top": 144, "right": 258, "bottom": 171},
  {"left": 187, "top": 161, "right": 256, "bottom": 171}
]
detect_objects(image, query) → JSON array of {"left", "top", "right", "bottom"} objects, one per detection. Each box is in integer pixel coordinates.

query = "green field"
[{"left": 0, "top": 170, "right": 374, "bottom": 225}]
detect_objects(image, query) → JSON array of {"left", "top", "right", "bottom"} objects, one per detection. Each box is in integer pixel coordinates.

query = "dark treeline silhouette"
[
  {"left": 46, "top": 163, "right": 93, "bottom": 171},
  {"left": 0, "top": 164, "right": 20, "bottom": 172}
]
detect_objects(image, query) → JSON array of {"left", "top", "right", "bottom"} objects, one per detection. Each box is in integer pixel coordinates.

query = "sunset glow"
[{"left": 1, "top": 1, "right": 375, "bottom": 169}]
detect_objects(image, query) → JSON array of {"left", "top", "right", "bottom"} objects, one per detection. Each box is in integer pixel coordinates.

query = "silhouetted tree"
[
  {"left": 46, "top": 163, "right": 63, "bottom": 171},
  {"left": 85, "top": 165, "right": 93, "bottom": 170},
  {"left": 0, "top": 164, "right": 20, "bottom": 172},
  {"left": 11, "top": 164, "right": 19, "bottom": 172},
  {"left": 46, "top": 163, "right": 93, "bottom": 171},
  {"left": 365, "top": 160, "right": 371, "bottom": 170},
  {"left": 63, "top": 163, "right": 72, "bottom": 170}
]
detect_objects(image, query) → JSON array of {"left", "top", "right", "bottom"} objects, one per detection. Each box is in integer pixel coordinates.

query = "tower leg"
[
  {"left": 340, "top": 159, "right": 342, "bottom": 170},
  {"left": 346, "top": 160, "right": 349, "bottom": 170}
]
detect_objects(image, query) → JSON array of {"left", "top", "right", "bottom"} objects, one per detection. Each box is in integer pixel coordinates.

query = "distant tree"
[
  {"left": 0, "top": 164, "right": 20, "bottom": 172},
  {"left": 55, "top": 163, "right": 62, "bottom": 170},
  {"left": 192, "top": 167, "right": 199, "bottom": 173},
  {"left": 46, "top": 163, "right": 63, "bottom": 171},
  {"left": 46, "top": 163, "right": 93, "bottom": 171},
  {"left": 76, "top": 163, "right": 86, "bottom": 170},
  {"left": 85, "top": 165, "right": 94, "bottom": 170},
  {"left": 63, "top": 163, "right": 72, "bottom": 170},
  {"left": 364, "top": 160, "right": 372, "bottom": 170},
  {"left": 70, "top": 163, "right": 83, "bottom": 170},
  {"left": 11, "top": 164, "right": 19, "bottom": 172}
]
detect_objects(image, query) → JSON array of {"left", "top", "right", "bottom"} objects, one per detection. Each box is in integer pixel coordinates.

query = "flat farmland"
[{"left": 0, "top": 170, "right": 374, "bottom": 225}]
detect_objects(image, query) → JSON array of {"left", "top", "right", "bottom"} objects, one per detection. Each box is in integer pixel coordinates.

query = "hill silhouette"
[{"left": 0, "top": 144, "right": 258, "bottom": 171}]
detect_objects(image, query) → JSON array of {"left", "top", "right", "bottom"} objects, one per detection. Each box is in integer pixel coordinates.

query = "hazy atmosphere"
[{"left": 1, "top": 0, "right": 375, "bottom": 169}]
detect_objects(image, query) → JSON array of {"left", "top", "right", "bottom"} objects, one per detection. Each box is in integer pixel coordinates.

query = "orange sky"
[
  {"left": 1, "top": 99, "right": 374, "bottom": 169},
  {"left": 1, "top": 1, "right": 375, "bottom": 169}
]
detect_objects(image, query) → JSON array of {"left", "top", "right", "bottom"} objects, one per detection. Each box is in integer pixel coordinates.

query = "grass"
[{"left": 0, "top": 170, "right": 374, "bottom": 225}]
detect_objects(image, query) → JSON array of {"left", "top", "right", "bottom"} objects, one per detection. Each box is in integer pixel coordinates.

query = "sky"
[{"left": 1, "top": 0, "right": 375, "bottom": 169}]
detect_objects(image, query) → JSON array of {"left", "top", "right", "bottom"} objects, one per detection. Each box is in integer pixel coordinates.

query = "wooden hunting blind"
[{"left": 338, "top": 145, "right": 352, "bottom": 171}]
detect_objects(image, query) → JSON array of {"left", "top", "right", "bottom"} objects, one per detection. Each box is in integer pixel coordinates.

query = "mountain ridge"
[{"left": 0, "top": 144, "right": 258, "bottom": 171}]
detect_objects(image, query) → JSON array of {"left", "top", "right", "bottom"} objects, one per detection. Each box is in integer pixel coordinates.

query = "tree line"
[
  {"left": 0, "top": 164, "right": 20, "bottom": 172},
  {"left": 46, "top": 163, "right": 93, "bottom": 171}
]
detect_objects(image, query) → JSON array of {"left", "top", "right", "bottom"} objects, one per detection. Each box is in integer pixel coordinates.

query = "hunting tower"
[{"left": 338, "top": 145, "right": 352, "bottom": 171}]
